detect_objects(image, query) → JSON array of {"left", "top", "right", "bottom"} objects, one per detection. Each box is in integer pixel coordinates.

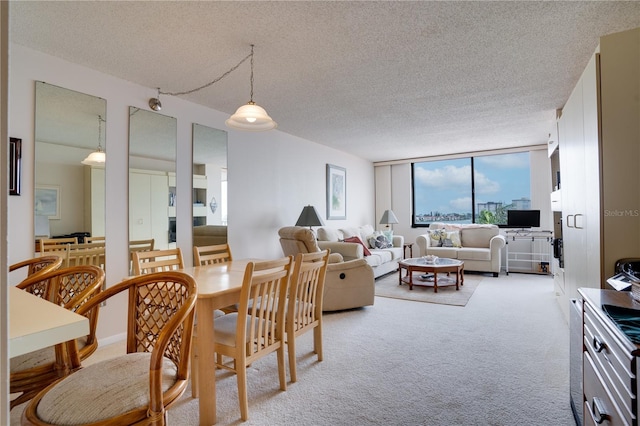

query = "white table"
[{"left": 9, "top": 286, "right": 89, "bottom": 358}]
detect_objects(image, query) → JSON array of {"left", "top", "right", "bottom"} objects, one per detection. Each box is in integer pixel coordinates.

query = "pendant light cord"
[{"left": 159, "top": 45, "right": 254, "bottom": 98}]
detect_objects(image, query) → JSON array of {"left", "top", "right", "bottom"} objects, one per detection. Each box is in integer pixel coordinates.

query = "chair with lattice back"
[
  {"left": 10, "top": 265, "right": 104, "bottom": 409},
  {"left": 10, "top": 255, "right": 63, "bottom": 287},
  {"left": 22, "top": 271, "right": 197, "bottom": 426}
]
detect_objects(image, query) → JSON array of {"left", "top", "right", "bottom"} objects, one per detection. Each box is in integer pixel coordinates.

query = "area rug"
[{"left": 374, "top": 271, "right": 482, "bottom": 306}]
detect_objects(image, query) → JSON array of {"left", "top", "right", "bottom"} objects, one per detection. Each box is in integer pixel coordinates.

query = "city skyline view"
[{"left": 413, "top": 152, "right": 531, "bottom": 223}]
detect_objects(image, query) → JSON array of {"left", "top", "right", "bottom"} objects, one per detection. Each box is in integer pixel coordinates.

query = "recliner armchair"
[{"left": 278, "top": 226, "right": 374, "bottom": 311}]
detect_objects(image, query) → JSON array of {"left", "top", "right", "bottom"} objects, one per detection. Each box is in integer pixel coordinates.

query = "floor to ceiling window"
[{"left": 412, "top": 151, "right": 531, "bottom": 227}]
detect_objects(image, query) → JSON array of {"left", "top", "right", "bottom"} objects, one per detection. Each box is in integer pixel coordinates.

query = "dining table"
[
  {"left": 9, "top": 285, "right": 89, "bottom": 358},
  {"left": 179, "top": 259, "right": 252, "bottom": 426}
]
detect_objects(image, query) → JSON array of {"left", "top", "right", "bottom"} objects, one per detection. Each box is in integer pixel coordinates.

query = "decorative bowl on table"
[{"left": 423, "top": 255, "right": 438, "bottom": 264}]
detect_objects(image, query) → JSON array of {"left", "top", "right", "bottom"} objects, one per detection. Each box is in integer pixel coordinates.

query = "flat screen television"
[{"left": 506, "top": 209, "right": 540, "bottom": 228}]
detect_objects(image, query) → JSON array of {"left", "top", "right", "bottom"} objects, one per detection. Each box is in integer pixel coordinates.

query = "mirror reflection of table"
[{"left": 9, "top": 286, "right": 89, "bottom": 358}]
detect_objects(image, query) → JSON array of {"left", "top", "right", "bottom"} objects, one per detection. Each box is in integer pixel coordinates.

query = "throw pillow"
[
  {"left": 343, "top": 236, "right": 372, "bottom": 256},
  {"left": 367, "top": 233, "right": 393, "bottom": 249},
  {"left": 441, "top": 230, "right": 462, "bottom": 248},
  {"left": 427, "top": 229, "right": 445, "bottom": 247},
  {"left": 382, "top": 229, "right": 394, "bottom": 243}
]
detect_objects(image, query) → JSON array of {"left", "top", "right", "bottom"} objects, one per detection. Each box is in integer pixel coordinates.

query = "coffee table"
[{"left": 398, "top": 257, "right": 464, "bottom": 292}]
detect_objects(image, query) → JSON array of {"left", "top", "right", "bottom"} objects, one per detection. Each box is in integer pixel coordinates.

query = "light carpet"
[
  {"left": 11, "top": 273, "right": 573, "bottom": 426},
  {"left": 374, "top": 270, "right": 482, "bottom": 306}
]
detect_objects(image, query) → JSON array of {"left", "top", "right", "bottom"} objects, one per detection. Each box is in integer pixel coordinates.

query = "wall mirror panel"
[
  {"left": 192, "top": 124, "right": 228, "bottom": 248},
  {"left": 34, "top": 81, "right": 106, "bottom": 256},
  {"left": 128, "top": 107, "right": 177, "bottom": 265}
]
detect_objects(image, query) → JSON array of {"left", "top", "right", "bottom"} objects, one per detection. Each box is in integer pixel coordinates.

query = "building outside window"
[{"left": 412, "top": 151, "right": 531, "bottom": 226}]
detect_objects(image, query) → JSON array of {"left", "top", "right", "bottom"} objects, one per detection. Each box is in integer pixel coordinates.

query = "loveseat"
[
  {"left": 416, "top": 223, "right": 505, "bottom": 277},
  {"left": 315, "top": 224, "right": 404, "bottom": 278},
  {"left": 278, "top": 226, "right": 375, "bottom": 311},
  {"left": 193, "top": 225, "right": 227, "bottom": 247}
]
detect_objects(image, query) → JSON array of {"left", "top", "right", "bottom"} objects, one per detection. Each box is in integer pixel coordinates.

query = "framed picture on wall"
[
  {"left": 9, "top": 137, "right": 21, "bottom": 196},
  {"left": 35, "top": 185, "right": 60, "bottom": 219},
  {"left": 326, "top": 164, "right": 346, "bottom": 220}
]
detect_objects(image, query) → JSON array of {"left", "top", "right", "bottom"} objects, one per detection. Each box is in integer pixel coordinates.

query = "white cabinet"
[
  {"left": 556, "top": 28, "right": 640, "bottom": 320},
  {"left": 84, "top": 166, "right": 105, "bottom": 238},
  {"left": 129, "top": 170, "right": 169, "bottom": 249}
]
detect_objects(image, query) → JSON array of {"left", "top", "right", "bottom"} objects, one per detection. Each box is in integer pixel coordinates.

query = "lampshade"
[
  {"left": 226, "top": 102, "right": 277, "bottom": 131},
  {"left": 380, "top": 209, "right": 399, "bottom": 225},
  {"left": 82, "top": 114, "right": 105, "bottom": 166},
  {"left": 81, "top": 149, "right": 105, "bottom": 166},
  {"left": 295, "top": 205, "right": 324, "bottom": 229}
]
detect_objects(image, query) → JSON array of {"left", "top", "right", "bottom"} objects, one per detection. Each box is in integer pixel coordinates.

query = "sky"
[{"left": 413, "top": 152, "right": 530, "bottom": 215}]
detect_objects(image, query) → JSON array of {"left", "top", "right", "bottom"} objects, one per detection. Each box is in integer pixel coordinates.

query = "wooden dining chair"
[
  {"left": 193, "top": 243, "right": 232, "bottom": 266},
  {"left": 286, "top": 250, "right": 330, "bottom": 382},
  {"left": 213, "top": 256, "right": 293, "bottom": 421},
  {"left": 84, "top": 236, "right": 105, "bottom": 243},
  {"left": 22, "top": 271, "right": 197, "bottom": 426},
  {"left": 10, "top": 265, "right": 104, "bottom": 409},
  {"left": 132, "top": 248, "right": 184, "bottom": 275},
  {"left": 190, "top": 243, "right": 234, "bottom": 398},
  {"left": 66, "top": 242, "right": 106, "bottom": 269},
  {"left": 37, "top": 237, "right": 78, "bottom": 254},
  {"left": 10, "top": 255, "right": 63, "bottom": 286}
]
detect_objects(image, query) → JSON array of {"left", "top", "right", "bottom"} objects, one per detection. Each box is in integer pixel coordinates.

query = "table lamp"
[
  {"left": 295, "top": 205, "right": 324, "bottom": 230},
  {"left": 380, "top": 209, "right": 399, "bottom": 230}
]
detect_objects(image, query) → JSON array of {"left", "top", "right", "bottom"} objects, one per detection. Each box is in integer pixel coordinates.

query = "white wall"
[{"left": 7, "top": 44, "right": 374, "bottom": 342}]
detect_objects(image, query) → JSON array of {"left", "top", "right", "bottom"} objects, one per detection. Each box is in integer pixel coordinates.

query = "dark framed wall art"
[
  {"left": 326, "top": 163, "right": 346, "bottom": 220},
  {"left": 9, "top": 137, "right": 22, "bottom": 196}
]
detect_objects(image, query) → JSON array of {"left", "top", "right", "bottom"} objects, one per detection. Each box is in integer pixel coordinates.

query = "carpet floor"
[
  {"left": 11, "top": 273, "right": 574, "bottom": 426},
  {"left": 375, "top": 270, "right": 482, "bottom": 306}
]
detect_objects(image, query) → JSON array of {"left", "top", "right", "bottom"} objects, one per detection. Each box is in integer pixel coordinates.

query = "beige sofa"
[
  {"left": 315, "top": 224, "right": 404, "bottom": 278},
  {"left": 278, "top": 226, "right": 375, "bottom": 311},
  {"left": 193, "top": 225, "right": 227, "bottom": 247},
  {"left": 416, "top": 223, "right": 505, "bottom": 277}
]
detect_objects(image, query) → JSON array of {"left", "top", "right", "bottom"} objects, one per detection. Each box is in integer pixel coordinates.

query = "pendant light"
[
  {"left": 148, "top": 44, "right": 276, "bottom": 131},
  {"left": 82, "top": 115, "right": 105, "bottom": 166},
  {"left": 226, "top": 45, "right": 277, "bottom": 131}
]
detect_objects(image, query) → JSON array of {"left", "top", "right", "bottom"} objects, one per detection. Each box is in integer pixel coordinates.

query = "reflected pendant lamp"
[{"left": 82, "top": 115, "right": 106, "bottom": 166}]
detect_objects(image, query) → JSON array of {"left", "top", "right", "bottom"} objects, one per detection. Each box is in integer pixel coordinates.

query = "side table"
[{"left": 403, "top": 242, "right": 414, "bottom": 259}]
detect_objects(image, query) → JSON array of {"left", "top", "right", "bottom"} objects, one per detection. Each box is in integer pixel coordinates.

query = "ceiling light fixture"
[
  {"left": 81, "top": 115, "right": 105, "bottom": 166},
  {"left": 148, "top": 44, "right": 276, "bottom": 131}
]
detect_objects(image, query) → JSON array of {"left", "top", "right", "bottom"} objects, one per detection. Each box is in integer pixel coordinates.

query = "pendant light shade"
[
  {"left": 81, "top": 148, "right": 105, "bottom": 166},
  {"left": 82, "top": 115, "right": 105, "bottom": 166},
  {"left": 226, "top": 102, "right": 277, "bottom": 131}
]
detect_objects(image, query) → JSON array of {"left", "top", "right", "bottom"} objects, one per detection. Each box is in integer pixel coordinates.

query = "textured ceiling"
[{"left": 9, "top": 1, "right": 640, "bottom": 163}]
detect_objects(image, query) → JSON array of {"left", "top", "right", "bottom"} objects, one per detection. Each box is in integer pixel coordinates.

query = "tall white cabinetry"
[
  {"left": 129, "top": 170, "right": 170, "bottom": 250},
  {"left": 556, "top": 28, "right": 640, "bottom": 320}
]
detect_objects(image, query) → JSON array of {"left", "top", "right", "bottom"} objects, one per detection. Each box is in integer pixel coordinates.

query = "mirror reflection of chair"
[
  {"left": 286, "top": 250, "right": 330, "bottom": 383},
  {"left": 22, "top": 271, "right": 197, "bottom": 426},
  {"left": 10, "top": 265, "right": 104, "bottom": 409},
  {"left": 66, "top": 242, "right": 106, "bottom": 269},
  {"left": 131, "top": 248, "right": 184, "bottom": 275},
  {"left": 213, "top": 256, "right": 293, "bottom": 421},
  {"left": 37, "top": 237, "right": 78, "bottom": 254},
  {"left": 10, "top": 255, "right": 63, "bottom": 286},
  {"left": 84, "top": 236, "right": 105, "bottom": 243},
  {"left": 128, "top": 238, "right": 155, "bottom": 274},
  {"left": 193, "top": 243, "right": 232, "bottom": 266}
]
